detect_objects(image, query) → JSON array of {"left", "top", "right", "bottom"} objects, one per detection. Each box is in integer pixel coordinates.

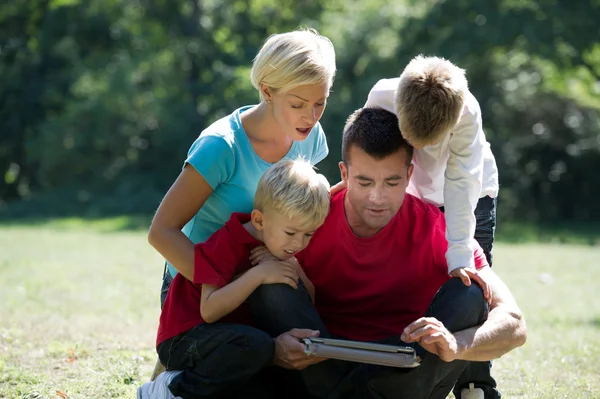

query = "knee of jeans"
[
  {"left": 238, "top": 329, "right": 275, "bottom": 369},
  {"left": 448, "top": 278, "right": 489, "bottom": 321},
  {"left": 249, "top": 283, "right": 307, "bottom": 312}
]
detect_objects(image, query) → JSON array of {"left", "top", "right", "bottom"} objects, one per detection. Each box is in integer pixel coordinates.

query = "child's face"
[{"left": 253, "top": 210, "right": 317, "bottom": 260}]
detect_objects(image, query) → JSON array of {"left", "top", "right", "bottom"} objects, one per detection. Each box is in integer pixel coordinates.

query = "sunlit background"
[
  {"left": 1, "top": 1, "right": 599, "bottom": 398},
  {"left": 1, "top": 0, "right": 599, "bottom": 237}
]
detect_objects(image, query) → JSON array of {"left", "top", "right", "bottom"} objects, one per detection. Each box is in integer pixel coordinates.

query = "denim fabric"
[
  {"left": 474, "top": 195, "right": 497, "bottom": 267},
  {"left": 248, "top": 278, "right": 489, "bottom": 399},
  {"left": 157, "top": 323, "right": 275, "bottom": 399}
]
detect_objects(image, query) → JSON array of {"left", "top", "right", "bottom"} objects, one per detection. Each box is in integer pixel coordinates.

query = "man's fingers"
[
  {"left": 410, "top": 324, "right": 445, "bottom": 340},
  {"left": 422, "top": 331, "right": 448, "bottom": 344},
  {"left": 288, "top": 328, "right": 320, "bottom": 339},
  {"left": 403, "top": 317, "right": 443, "bottom": 335}
]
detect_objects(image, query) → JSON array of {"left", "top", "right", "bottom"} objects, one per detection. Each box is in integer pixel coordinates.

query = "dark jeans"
[
  {"left": 157, "top": 323, "right": 275, "bottom": 399},
  {"left": 247, "top": 278, "right": 490, "bottom": 399},
  {"left": 443, "top": 196, "right": 500, "bottom": 399}
]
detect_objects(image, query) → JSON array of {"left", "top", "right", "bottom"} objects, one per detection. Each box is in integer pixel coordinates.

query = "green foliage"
[{"left": 0, "top": 0, "right": 599, "bottom": 223}]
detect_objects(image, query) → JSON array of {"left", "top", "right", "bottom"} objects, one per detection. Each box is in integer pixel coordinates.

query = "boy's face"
[{"left": 252, "top": 210, "right": 317, "bottom": 260}]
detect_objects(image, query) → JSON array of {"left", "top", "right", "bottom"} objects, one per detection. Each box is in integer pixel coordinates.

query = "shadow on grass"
[
  {"left": 0, "top": 214, "right": 153, "bottom": 232},
  {"left": 496, "top": 221, "right": 600, "bottom": 246}
]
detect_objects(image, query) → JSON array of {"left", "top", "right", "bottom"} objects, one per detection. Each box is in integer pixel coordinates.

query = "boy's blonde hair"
[
  {"left": 254, "top": 158, "right": 331, "bottom": 230},
  {"left": 395, "top": 55, "right": 468, "bottom": 147},
  {"left": 250, "top": 28, "right": 336, "bottom": 101}
]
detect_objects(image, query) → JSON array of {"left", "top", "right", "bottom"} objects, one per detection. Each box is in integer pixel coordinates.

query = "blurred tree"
[{"left": 0, "top": 0, "right": 598, "bottom": 224}]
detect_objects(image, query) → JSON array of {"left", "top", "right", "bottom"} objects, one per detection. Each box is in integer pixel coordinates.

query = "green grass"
[{"left": 1, "top": 221, "right": 599, "bottom": 398}]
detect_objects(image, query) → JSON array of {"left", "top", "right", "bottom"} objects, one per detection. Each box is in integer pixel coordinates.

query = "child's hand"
[
  {"left": 449, "top": 267, "right": 492, "bottom": 303},
  {"left": 255, "top": 260, "right": 299, "bottom": 289},
  {"left": 330, "top": 180, "right": 347, "bottom": 196},
  {"left": 250, "top": 246, "right": 279, "bottom": 266}
]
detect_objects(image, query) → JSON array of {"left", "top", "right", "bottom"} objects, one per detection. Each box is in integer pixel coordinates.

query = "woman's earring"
[{"left": 266, "top": 99, "right": 271, "bottom": 104}]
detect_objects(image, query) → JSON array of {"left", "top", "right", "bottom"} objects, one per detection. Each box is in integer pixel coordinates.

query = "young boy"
[
  {"left": 364, "top": 55, "right": 500, "bottom": 399},
  {"left": 137, "top": 158, "right": 331, "bottom": 399}
]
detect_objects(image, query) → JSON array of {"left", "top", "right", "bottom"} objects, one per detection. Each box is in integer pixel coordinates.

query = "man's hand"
[
  {"left": 273, "top": 329, "right": 325, "bottom": 370},
  {"left": 401, "top": 317, "right": 459, "bottom": 362},
  {"left": 449, "top": 267, "right": 492, "bottom": 303}
]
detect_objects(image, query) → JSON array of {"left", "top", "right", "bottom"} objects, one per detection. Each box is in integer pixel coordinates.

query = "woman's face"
[{"left": 267, "top": 83, "right": 330, "bottom": 141}]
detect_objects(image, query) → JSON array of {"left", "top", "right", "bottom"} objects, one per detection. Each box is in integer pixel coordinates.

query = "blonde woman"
[
  {"left": 150, "top": 27, "right": 335, "bottom": 300},
  {"left": 145, "top": 27, "right": 336, "bottom": 392}
]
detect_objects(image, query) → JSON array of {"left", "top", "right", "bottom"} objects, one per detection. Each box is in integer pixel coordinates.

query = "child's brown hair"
[{"left": 395, "top": 55, "right": 468, "bottom": 148}]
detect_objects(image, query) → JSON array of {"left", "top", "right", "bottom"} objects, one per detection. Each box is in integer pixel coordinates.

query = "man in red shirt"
[{"left": 247, "top": 108, "right": 526, "bottom": 399}]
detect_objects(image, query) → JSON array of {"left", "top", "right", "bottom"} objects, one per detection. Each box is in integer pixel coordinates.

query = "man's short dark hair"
[{"left": 341, "top": 108, "right": 414, "bottom": 165}]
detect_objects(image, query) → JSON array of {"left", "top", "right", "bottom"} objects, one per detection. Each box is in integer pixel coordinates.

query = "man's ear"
[
  {"left": 251, "top": 209, "right": 265, "bottom": 231},
  {"left": 339, "top": 161, "right": 348, "bottom": 183},
  {"left": 407, "top": 163, "right": 414, "bottom": 181}
]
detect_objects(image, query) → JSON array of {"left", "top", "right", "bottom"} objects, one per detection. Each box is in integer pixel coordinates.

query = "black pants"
[
  {"left": 157, "top": 323, "right": 276, "bottom": 399},
  {"left": 247, "top": 277, "right": 489, "bottom": 399}
]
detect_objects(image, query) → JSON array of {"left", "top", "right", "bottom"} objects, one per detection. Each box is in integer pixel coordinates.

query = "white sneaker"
[
  {"left": 461, "top": 383, "right": 484, "bottom": 399},
  {"left": 137, "top": 370, "right": 183, "bottom": 399}
]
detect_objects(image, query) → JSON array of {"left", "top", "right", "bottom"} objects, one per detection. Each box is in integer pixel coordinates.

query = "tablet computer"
[{"left": 302, "top": 337, "right": 420, "bottom": 368}]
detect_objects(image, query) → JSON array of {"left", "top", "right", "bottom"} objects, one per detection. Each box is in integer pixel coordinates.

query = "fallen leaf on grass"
[{"left": 56, "top": 390, "right": 69, "bottom": 398}]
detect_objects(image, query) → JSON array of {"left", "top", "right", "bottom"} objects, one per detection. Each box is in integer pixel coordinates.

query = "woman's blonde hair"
[{"left": 250, "top": 28, "right": 336, "bottom": 101}]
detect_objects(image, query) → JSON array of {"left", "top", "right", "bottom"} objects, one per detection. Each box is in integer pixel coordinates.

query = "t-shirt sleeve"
[
  {"left": 185, "top": 134, "right": 234, "bottom": 190},
  {"left": 472, "top": 239, "right": 489, "bottom": 270},
  {"left": 431, "top": 212, "right": 451, "bottom": 274},
  {"left": 364, "top": 78, "right": 398, "bottom": 114},
  {"left": 193, "top": 228, "right": 242, "bottom": 288},
  {"left": 311, "top": 123, "right": 329, "bottom": 165}
]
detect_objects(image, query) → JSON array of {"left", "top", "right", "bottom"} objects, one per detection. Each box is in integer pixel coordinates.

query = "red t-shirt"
[
  {"left": 156, "top": 213, "right": 261, "bottom": 346},
  {"left": 296, "top": 191, "right": 488, "bottom": 342}
]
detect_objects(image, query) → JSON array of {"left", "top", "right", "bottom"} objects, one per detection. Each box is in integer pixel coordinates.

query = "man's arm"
[
  {"left": 402, "top": 267, "right": 526, "bottom": 362},
  {"left": 453, "top": 267, "right": 527, "bottom": 361}
]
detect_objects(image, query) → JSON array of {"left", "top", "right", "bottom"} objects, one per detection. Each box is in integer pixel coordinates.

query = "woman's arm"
[{"left": 148, "top": 165, "right": 213, "bottom": 282}]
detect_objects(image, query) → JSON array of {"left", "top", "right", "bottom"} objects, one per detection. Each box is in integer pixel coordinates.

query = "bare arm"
[
  {"left": 200, "top": 269, "right": 263, "bottom": 323},
  {"left": 200, "top": 261, "right": 300, "bottom": 323},
  {"left": 454, "top": 267, "right": 527, "bottom": 361},
  {"left": 403, "top": 267, "right": 526, "bottom": 362},
  {"left": 148, "top": 165, "right": 213, "bottom": 282}
]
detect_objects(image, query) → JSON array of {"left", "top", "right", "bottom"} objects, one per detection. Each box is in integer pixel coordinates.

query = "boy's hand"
[
  {"left": 255, "top": 260, "right": 299, "bottom": 289},
  {"left": 449, "top": 267, "right": 492, "bottom": 303},
  {"left": 330, "top": 180, "right": 347, "bottom": 196},
  {"left": 249, "top": 246, "right": 279, "bottom": 266}
]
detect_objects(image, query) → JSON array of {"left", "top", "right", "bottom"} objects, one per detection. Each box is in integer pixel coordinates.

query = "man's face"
[{"left": 340, "top": 145, "right": 413, "bottom": 234}]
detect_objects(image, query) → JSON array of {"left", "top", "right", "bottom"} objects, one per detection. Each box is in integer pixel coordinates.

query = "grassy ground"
[{"left": 0, "top": 220, "right": 599, "bottom": 398}]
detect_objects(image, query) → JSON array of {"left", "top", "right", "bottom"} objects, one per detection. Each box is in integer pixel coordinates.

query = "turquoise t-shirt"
[{"left": 167, "top": 105, "right": 329, "bottom": 277}]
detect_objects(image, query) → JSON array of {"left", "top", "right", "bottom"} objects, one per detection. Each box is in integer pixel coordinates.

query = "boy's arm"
[
  {"left": 444, "top": 94, "right": 485, "bottom": 273},
  {"left": 364, "top": 78, "right": 398, "bottom": 113},
  {"left": 200, "top": 268, "right": 264, "bottom": 323}
]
